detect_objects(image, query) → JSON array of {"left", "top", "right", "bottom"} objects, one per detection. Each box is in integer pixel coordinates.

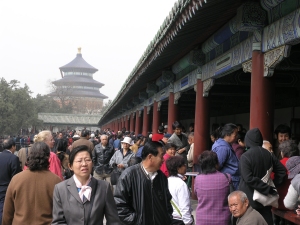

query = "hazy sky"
[{"left": 0, "top": 0, "right": 177, "bottom": 102}]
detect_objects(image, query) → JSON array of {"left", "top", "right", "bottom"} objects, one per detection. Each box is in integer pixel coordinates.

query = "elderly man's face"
[
  {"left": 101, "top": 136, "right": 108, "bottom": 146},
  {"left": 228, "top": 195, "right": 249, "bottom": 218},
  {"left": 263, "top": 142, "right": 273, "bottom": 153}
]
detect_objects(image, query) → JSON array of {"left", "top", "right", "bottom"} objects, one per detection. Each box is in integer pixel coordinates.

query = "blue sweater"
[{"left": 212, "top": 138, "right": 240, "bottom": 189}]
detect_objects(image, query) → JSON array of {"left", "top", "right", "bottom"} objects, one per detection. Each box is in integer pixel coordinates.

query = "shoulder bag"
[
  {"left": 253, "top": 149, "right": 279, "bottom": 207},
  {"left": 223, "top": 173, "right": 235, "bottom": 193}
]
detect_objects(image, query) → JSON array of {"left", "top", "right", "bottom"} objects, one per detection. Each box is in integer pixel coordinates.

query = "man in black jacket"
[
  {"left": 114, "top": 141, "right": 173, "bottom": 225},
  {"left": 92, "top": 134, "right": 114, "bottom": 184},
  {"left": 0, "top": 139, "right": 21, "bottom": 225},
  {"left": 239, "top": 128, "right": 286, "bottom": 225}
]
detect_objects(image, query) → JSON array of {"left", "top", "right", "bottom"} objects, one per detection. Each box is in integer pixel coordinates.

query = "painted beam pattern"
[
  {"left": 262, "top": 8, "right": 300, "bottom": 52},
  {"left": 202, "top": 36, "right": 253, "bottom": 81},
  {"left": 266, "top": 0, "right": 300, "bottom": 23},
  {"left": 205, "top": 31, "right": 251, "bottom": 62},
  {"left": 202, "top": 2, "right": 266, "bottom": 54},
  {"left": 174, "top": 67, "right": 201, "bottom": 93}
]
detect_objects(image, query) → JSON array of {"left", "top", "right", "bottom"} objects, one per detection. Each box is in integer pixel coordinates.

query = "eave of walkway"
[
  {"left": 99, "top": 0, "right": 245, "bottom": 125},
  {"left": 38, "top": 113, "right": 101, "bottom": 127}
]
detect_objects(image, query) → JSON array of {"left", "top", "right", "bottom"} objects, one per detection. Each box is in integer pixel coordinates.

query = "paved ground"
[{"left": 103, "top": 198, "right": 198, "bottom": 224}]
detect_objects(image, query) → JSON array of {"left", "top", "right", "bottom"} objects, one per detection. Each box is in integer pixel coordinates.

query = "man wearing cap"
[
  {"left": 162, "top": 133, "right": 171, "bottom": 144},
  {"left": 109, "top": 137, "right": 135, "bottom": 174}
]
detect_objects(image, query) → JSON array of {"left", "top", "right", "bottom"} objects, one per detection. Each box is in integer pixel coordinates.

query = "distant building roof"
[
  {"left": 38, "top": 113, "right": 101, "bottom": 126},
  {"left": 53, "top": 75, "right": 104, "bottom": 88},
  {"left": 59, "top": 48, "right": 98, "bottom": 73},
  {"left": 48, "top": 88, "right": 108, "bottom": 99}
]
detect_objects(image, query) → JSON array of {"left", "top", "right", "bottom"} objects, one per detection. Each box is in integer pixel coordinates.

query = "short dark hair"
[
  {"left": 235, "top": 131, "right": 246, "bottom": 143},
  {"left": 141, "top": 141, "right": 163, "bottom": 160},
  {"left": 279, "top": 140, "right": 299, "bottom": 158},
  {"left": 81, "top": 129, "right": 91, "bottom": 137},
  {"left": 198, "top": 150, "right": 219, "bottom": 174},
  {"left": 27, "top": 142, "right": 50, "bottom": 171},
  {"left": 166, "top": 156, "right": 185, "bottom": 176},
  {"left": 54, "top": 139, "right": 68, "bottom": 152},
  {"left": 158, "top": 125, "right": 164, "bottom": 133},
  {"left": 274, "top": 124, "right": 291, "bottom": 137},
  {"left": 164, "top": 143, "right": 177, "bottom": 151},
  {"left": 211, "top": 127, "right": 221, "bottom": 139},
  {"left": 3, "top": 138, "right": 15, "bottom": 150},
  {"left": 220, "top": 123, "right": 237, "bottom": 138},
  {"left": 69, "top": 145, "right": 92, "bottom": 166},
  {"left": 172, "top": 121, "right": 183, "bottom": 130}
]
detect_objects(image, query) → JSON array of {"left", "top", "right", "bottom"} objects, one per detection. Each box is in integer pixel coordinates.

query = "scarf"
[{"left": 73, "top": 174, "right": 92, "bottom": 202}]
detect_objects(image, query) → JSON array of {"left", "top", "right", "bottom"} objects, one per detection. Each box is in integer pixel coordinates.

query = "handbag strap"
[
  {"left": 85, "top": 179, "right": 98, "bottom": 225},
  {"left": 223, "top": 172, "right": 231, "bottom": 184},
  {"left": 170, "top": 199, "right": 182, "bottom": 217}
]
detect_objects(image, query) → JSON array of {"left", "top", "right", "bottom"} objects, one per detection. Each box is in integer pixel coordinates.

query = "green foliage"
[
  {"left": 0, "top": 78, "right": 34, "bottom": 135},
  {"left": 0, "top": 78, "right": 73, "bottom": 136}
]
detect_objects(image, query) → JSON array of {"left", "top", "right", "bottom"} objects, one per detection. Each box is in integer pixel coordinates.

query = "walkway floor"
[{"left": 103, "top": 198, "right": 198, "bottom": 224}]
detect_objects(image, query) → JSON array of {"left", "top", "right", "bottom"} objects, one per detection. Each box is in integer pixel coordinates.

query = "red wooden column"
[
  {"left": 125, "top": 115, "right": 130, "bottom": 131},
  {"left": 250, "top": 51, "right": 274, "bottom": 141},
  {"left": 129, "top": 113, "right": 135, "bottom": 132},
  {"left": 135, "top": 110, "right": 142, "bottom": 134},
  {"left": 192, "top": 80, "right": 210, "bottom": 199},
  {"left": 142, "top": 106, "right": 149, "bottom": 136},
  {"left": 167, "top": 92, "right": 178, "bottom": 134},
  {"left": 122, "top": 117, "right": 125, "bottom": 130},
  {"left": 152, "top": 101, "right": 160, "bottom": 133},
  {"left": 118, "top": 119, "right": 120, "bottom": 131}
]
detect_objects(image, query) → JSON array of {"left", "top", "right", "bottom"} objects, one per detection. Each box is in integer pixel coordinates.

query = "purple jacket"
[{"left": 194, "top": 171, "right": 231, "bottom": 225}]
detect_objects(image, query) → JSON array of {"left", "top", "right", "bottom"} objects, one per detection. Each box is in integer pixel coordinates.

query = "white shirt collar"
[
  {"left": 5, "top": 149, "right": 12, "bottom": 153},
  {"left": 141, "top": 163, "right": 158, "bottom": 180}
]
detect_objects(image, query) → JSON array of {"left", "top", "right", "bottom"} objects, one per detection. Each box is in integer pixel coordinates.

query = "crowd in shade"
[{"left": 0, "top": 121, "right": 300, "bottom": 225}]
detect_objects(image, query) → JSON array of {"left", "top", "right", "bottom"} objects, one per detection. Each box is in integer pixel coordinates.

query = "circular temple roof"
[
  {"left": 52, "top": 75, "right": 104, "bottom": 88},
  {"left": 59, "top": 49, "right": 98, "bottom": 73}
]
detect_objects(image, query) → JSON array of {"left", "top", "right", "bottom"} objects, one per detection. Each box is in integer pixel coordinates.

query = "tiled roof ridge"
[{"left": 103, "top": 0, "right": 207, "bottom": 117}]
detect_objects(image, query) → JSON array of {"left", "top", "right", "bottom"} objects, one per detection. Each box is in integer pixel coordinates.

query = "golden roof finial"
[{"left": 78, "top": 47, "right": 81, "bottom": 54}]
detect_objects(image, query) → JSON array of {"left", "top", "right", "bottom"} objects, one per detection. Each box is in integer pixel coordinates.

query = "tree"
[
  {"left": 47, "top": 80, "right": 74, "bottom": 113},
  {"left": 0, "top": 78, "right": 35, "bottom": 135}
]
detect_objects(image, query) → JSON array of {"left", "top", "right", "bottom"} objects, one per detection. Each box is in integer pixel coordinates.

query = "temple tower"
[{"left": 49, "top": 48, "right": 107, "bottom": 114}]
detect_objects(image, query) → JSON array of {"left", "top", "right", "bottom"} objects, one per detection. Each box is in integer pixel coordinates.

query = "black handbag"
[
  {"left": 110, "top": 167, "right": 121, "bottom": 185},
  {"left": 223, "top": 173, "right": 235, "bottom": 193}
]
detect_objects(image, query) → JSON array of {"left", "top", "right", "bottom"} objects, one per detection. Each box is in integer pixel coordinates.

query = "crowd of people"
[{"left": 0, "top": 122, "right": 300, "bottom": 225}]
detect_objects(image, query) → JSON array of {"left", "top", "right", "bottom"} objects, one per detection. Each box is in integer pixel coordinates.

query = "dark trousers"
[
  {"left": 256, "top": 206, "right": 273, "bottom": 225},
  {"left": 171, "top": 219, "right": 185, "bottom": 225},
  {"left": 0, "top": 198, "right": 4, "bottom": 225}
]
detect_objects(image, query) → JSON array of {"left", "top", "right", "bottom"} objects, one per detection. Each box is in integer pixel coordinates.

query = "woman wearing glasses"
[{"left": 52, "top": 145, "right": 120, "bottom": 225}]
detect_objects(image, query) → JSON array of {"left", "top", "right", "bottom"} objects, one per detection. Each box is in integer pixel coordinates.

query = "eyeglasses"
[{"left": 74, "top": 158, "right": 92, "bottom": 165}]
